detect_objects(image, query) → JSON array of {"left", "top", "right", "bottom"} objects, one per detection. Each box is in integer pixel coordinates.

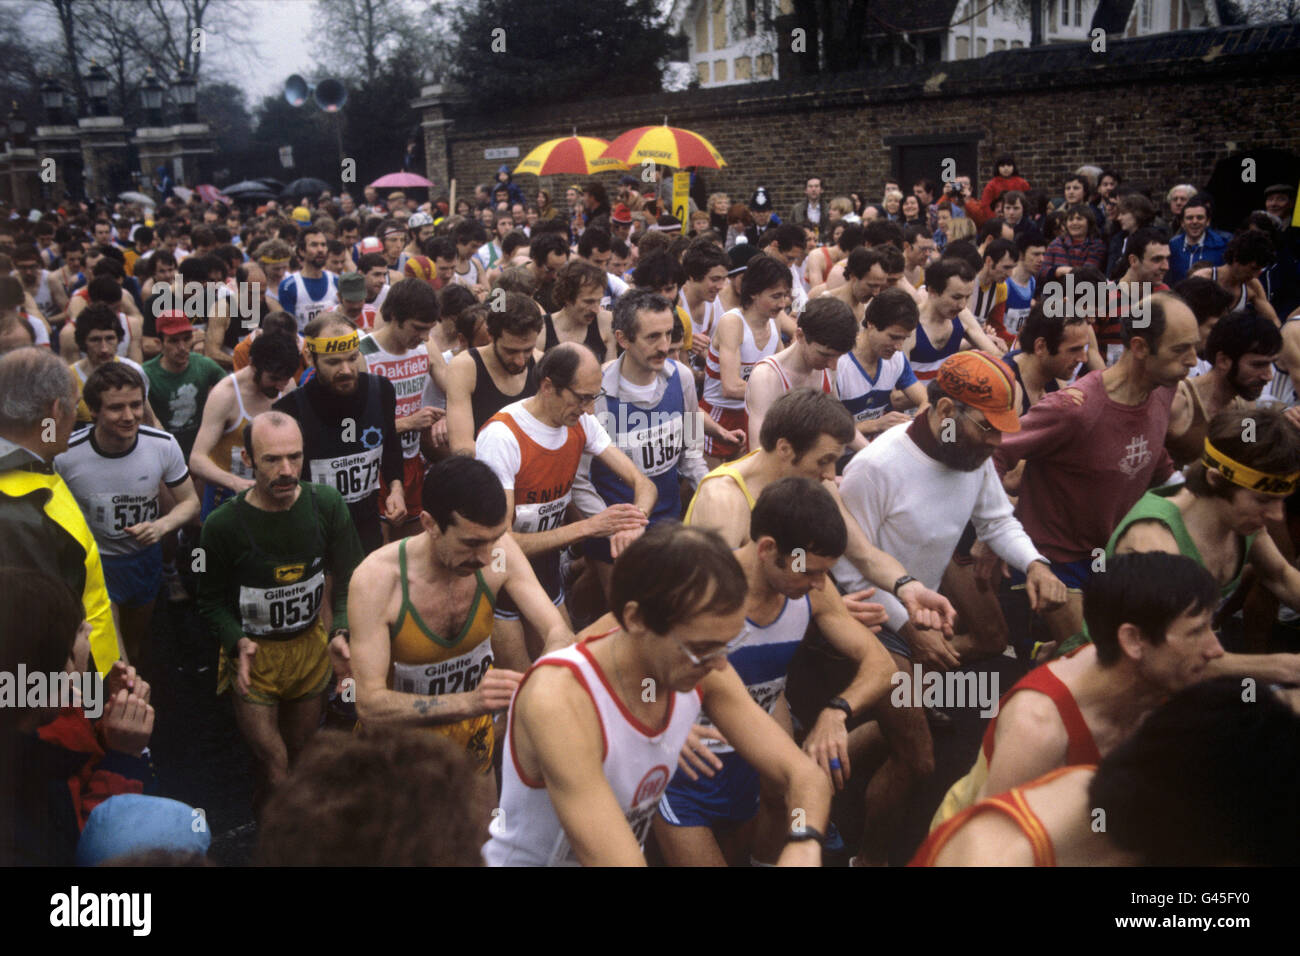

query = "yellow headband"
[
  {"left": 1202, "top": 439, "right": 1300, "bottom": 497},
  {"left": 305, "top": 330, "right": 359, "bottom": 355},
  {"left": 259, "top": 255, "right": 290, "bottom": 266}
]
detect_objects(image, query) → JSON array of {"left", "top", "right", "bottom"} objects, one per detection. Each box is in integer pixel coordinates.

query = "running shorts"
[
  {"left": 657, "top": 751, "right": 761, "bottom": 828},
  {"left": 699, "top": 400, "right": 748, "bottom": 459},
  {"left": 217, "top": 617, "right": 333, "bottom": 705},
  {"left": 101, "top": 544, "right": 163, "bottom": 609}
]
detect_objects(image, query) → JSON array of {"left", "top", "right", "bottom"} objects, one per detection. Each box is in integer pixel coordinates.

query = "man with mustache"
[
  {"left": 274, "top": 314, "right": 405, "bottom": 554},
  {"left": 276, "top": 226, "right": 339, "bottom": 332},
  {"left": 347, "top": 456, "right": 573, "bottom": 778},
  {"left": 197, "top": 411, "right": 364, "bottom": 809}
]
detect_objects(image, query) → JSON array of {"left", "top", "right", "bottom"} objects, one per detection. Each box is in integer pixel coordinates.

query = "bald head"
[
  {"left": 534, "top": 342, "right": 602, "bottom": 427},
  {"left": 244, "top": 410, "right": 301, "bottom": 462}
]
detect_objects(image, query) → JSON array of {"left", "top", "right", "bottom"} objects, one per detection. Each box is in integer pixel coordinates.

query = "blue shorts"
[
  {"left": 1009, "top": 557, "right": 1091, "bottom": 592},
  {"left": 102, "top": 544, "right": 163, "bottom": 609},
  {"left": 495, "top": 552, "right": 563, "bottom": 621},
  {"left": 657, "top": 750, "right": 760, "bottom": 828}
]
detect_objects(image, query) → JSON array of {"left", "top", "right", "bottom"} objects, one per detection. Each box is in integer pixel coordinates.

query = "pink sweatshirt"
[{"left": 993, "top": 370, "right": 1176, "bottom": 563}]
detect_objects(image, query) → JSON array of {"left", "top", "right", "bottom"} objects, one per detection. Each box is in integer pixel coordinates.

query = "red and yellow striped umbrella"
[
  {"left": 514, "top": 136, "right": 628, "bottom": 176},
  {"left": 600, "top": 123, "right": 726, "bottom": 169}
]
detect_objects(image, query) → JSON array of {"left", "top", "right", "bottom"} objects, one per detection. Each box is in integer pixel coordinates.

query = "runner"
[
  {"left": 476, "top": 342, "right": 655, "bottom": 659},
  {"left": 822, "top": 246, "right": 888, "bottom": 323},
  {"left": 914, "top": 677, "right": 1300, "bottom": 867},
  {"left": 656, "top": 478, "right": 895, "bottom": 866},
  {"left": 274, "top": 313, "right": 405, "bottom": 554},
  {"left": 276, "top": 225, "right": 339, "bottom": 331},
  {"left": 142, "top": 311, "right": 227, "bottom": 461},
  {"left": 539, "top": 260, "right": 615, "bottom": 362},
  {"left": 189, "top": 329, "right": 300, "bottom": 519},
  {"left": 572, "top": 290, "right": 708, "bottom": 598},
  {"left": 699, "top": 254, "right": 791, "bottom": 465},
  {"left": 1165, "top": 311, "right": 1281, "bottom": 467},
  {"left": 359, "top": 278, "right": 444, "bottom": 541},
  {"left": 994, "top": 292, "right": 1199, "bottom": 648},
  {"left": 197, "top": 411, "right": 363, "bottom": 807},
  {"left": 678, "top": 239, "right": 730, "bottom": 366},
  {"left": 347, "top": 457, "right": 574, "bottom": 775},
  {"left": 909, "top": 259, "right": 1004, "bottom": 380},
  {"left": 483, "top": 522, "right": 832, "bottom": 866},
  {"left": 1002, "top": 231, "right": 1043, "bottom": 340},
  {"left": 445, "top": 290, "right": 543, "bottom": 455},
  {"left": 69, "top": 304, "right": 156, "bottom": 427},
  {"left": 745, "top": 296, "right": 859, "bottom": 449},
  {"left": 931, "top": 552, "right": 1222, "bottom": 828},
  {"left": 55, "top": 362, "right": 198, "bottom": 662},
  {"left": 836, "top": 287, "right": 927, "bottom": 438}
]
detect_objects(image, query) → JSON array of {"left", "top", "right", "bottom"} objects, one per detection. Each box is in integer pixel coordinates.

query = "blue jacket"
[{"left": 1168, "top": 228, "right": 1230, "bottom": 284}]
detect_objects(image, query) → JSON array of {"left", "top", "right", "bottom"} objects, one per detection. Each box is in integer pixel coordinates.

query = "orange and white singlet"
[{"left": 483, "top": 630, "right": 701, "bottom": 866}]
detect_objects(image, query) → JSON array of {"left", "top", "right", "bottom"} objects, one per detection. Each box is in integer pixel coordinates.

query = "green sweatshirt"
[{"left": 197, "top": 481, "right": 364, "bottom": 654}]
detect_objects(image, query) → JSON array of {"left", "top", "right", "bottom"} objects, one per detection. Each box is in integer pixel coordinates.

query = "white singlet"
[
  {"left": 702, "top": 311, "right": 779, "bottom": 410},
  {"left": 483, "top": 631, "right": 701, "bottom": 866}
]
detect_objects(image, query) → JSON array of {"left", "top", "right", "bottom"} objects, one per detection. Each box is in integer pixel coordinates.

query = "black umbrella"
[
  {"left": 280, "top": 177, "right": 332, "bottom": 200},
  {"left": 221, "top": 180, "right": 277, "bottom": 202},
  {"left": 254, "top": 177, "right": 285, "bottom": 191}
]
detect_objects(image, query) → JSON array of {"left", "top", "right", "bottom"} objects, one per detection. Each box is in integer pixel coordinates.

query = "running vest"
[
  {"left": 1209, "top": 266, "right": 1250, "bottom": 312},
  {"left": 359, "top": 333, "right": 430, "bottom": 459},
  {"left": 483, "top": 631, "right": 701, "bottom": 866},
  {"left": 1004, "top": 350, "right": 1060, "bottom": 415},
  {"left": 911, "top": 765, "right": 1086, "bottom": 867},
  {"left": 232, "top": 483, "right": 329, "bottom": 638},
  {"left": 702, "top": 312, "right": 779, "bottom": 409},
  {"left": 487, "top": 407, "right": 585, "bottom": 537},
  {"left": 910, "top": 317, "right": 966, "bottom": 380},
  {"left": 33, "top": 271, "right": 56, "bottom": 316},
  {"left": 73, "top": 357, "right": 147, "bottom": 423},
  {"left": 452, "top": 258, "right": 483, "bottom": 290},
  {"left": 591, "top": 363, "right": 686, "bottom": 522},
  {"left": 698, "top": 595, "right": 812, "bottom": 755},
  {"left": 289, "top": 271, "right": 339, "bottom": 331},
  {"left": 292, "top": 375, "right": 386, "bottom": 506},
  {"left": 684, "top": 451, "right": 758, "bottom": 525},
  {"left": 1106, "top": 487, "right": 1255, "bottom": 602},
  {"left": 469, "top": 347, "right": 538, "bottom": 435},
  {"left": 543, "top": 312, "right": 607, "bottom": 363},
  {"left": 836, "top": 350, "right": 913, "bottom": 422},
  {"left": 388, "top": 539, "right": 497, "bottom": 772},
  {"left": 931, "top": 649, "right": 1101, "bottom": 828},
  {"left": 1003, "top": 274, "right": 1035, "bottom": 337},
  {"left": 208, "top": 375, "right": 255, "bottom": 481},
  {"left": 755, "top": 354, "right": 834, "bottom": 395}
]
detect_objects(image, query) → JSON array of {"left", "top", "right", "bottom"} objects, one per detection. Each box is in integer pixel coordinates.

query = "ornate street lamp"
[
  {"left": 173, "top": 68, "right": 197, "bottom": 123},
  {"left": 40, "top": 78, "right": 64, "bottom": 124},
  {"left": 86, "top": 63, "right": 111, "bottom": 117},
  {"left": 141, "top": 69, "right": 165, "bottom": 125}
]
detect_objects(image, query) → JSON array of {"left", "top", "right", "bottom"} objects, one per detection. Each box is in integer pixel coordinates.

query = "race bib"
[
  {"left": 1003, "top": 307, "right": 1029, "bottom": 335},
  {"left": 698, "top": 676, "right": 786, "bottom": 754},
  {"left": 238, "top": 570, "right": 326, "bottom": 636},
  {"left": 625, "top": 417, "right": 684, "bottom": 478},
  {"left": 392, "top": 642, "right": 493, "bottom": 696},
  {"left": 85, "top": 492, "right": 158, "bottom": 540},
  {"left": 310, "top": 447, "right": 382, "bottom": 503},
  {"left": 740, "top": 361, "right": 758, "bottom": 382},
  {"left": 514, "top": 493, "right": 571, "bottom": 534}
]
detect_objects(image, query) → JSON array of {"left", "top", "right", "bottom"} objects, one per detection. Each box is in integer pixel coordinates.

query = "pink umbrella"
[
  {"left": 196, "top": 184, "right": 230, "bottom": 204},
  {"left": 370, "top": 172, "right": 434, "bottom": 188}
]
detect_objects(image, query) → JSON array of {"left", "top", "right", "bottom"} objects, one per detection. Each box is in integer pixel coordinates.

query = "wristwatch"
[
  {"left": 787, "top": 825, "right": 825, "bottom": 844},
  {"left": 892, "top": 574, "right": 918, "bottom": 596},
  {"left": 824, "top": 696, "right": 853, "bottom": 720}
]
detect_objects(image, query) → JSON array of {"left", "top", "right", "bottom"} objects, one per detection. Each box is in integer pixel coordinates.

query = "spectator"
[
  {"left": 980, "top": 153, "right": 1031, "bottom": 209},
  {"left": 1039, "top": 206, "right": 1107, "bottom": 283},
  {"left": 1168, "top": 196, "right": 1231, "bottom": 284},
  {"left": 789, "top": 176, "right": 830, "bottom": 240}
]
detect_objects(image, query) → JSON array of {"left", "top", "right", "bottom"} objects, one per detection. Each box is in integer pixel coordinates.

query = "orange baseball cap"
[{"left": 935, "top": 352, "right": 1020, "bottom": 433}]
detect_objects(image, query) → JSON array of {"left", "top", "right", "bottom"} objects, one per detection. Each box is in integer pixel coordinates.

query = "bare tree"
[
  {"left": 1243, "top": 0, "right": 1300, "bottom": 19},
  {"left": 311, "top": 0, "right": 445, "bottom": 87}
]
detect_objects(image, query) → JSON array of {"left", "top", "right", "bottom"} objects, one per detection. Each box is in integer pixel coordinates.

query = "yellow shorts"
[
  {"left": 356, "top": 712, "right": 495, "bottom": 774},
  {"left": 218, "top": 618, "right": 333, "bottom": 705}
]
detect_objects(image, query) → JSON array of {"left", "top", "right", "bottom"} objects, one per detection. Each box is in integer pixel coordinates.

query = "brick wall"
[{"left": 425, "top": 24, "right": 1300, "bottom": 218}]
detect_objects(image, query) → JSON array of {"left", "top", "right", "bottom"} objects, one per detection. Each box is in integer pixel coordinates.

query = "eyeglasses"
[
  {"left": 565, "top": 386, "right": 606, "bottom": 407},
  {"left": 958, "top": 406, "right": 996, "bottom": 434},
  {"left": 672, "top": 625, "right": 751, "bottom": 666}
]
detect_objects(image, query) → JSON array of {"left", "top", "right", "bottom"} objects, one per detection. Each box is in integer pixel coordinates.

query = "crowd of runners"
[{"left": 3, "top": 161, "right": 1300, "bottom": 867}]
